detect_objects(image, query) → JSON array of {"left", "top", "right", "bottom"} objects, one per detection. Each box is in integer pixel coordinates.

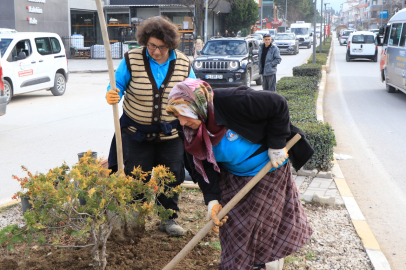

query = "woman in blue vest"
[{"left": 167, "top": 78, "right": 313, "bottom": 270}]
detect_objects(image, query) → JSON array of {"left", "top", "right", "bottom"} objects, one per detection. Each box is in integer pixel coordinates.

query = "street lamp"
[
  {"left": 324, "top": 3, "right": 329, "bottom": 45},
  {"left": 313, "top": 0, "right": 317, "bottom": 63}
]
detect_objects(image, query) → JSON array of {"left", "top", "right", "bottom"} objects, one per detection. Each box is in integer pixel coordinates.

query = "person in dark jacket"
[
  {"left": 166, "top": 78, "right": 313, "bottom": 270},
  {"left": 258, "top": 33, "right": 281, "bottom": 92}
]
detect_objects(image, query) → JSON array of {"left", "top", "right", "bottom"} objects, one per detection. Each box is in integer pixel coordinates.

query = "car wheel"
[
  {"left": 244, "top": 69, "right": 251, "bottom": 87},
  {"left": 4, "top": 80, "right": 13, "bottom": 104},
  {"left": 346, "top": 54, "right": 350, "bottom": 62},
  {"left": 386, "top": 81, "right": 396, "bottom": 93},
  {"left": 50, "top": 73, "right": 66, "bottom": 96},
  {"left": 307, "top": 43, "right": 311, "bottom": 49},
  {"left": 372, "top": 55, "right": 378, "bottom": 62},
  {"left": 255, "top": 75, "right": 263, "bottom": 85}
]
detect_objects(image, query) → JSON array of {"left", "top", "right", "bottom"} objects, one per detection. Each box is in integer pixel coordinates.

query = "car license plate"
[
  {"left": 205, "top": 74, "right": 223, "bottom": 79},
  {"left": 353, "top": 48, "right": 363, "bottom": 52}
]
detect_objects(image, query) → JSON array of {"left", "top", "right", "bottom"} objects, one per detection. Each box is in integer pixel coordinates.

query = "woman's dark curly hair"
[{"left": 136, "top": 16, "right": 180, "bottom": 50}]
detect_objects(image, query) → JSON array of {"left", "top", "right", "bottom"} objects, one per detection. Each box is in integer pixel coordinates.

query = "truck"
[{"left": 290, "top": 21, "right": 313, "bottom": 48}]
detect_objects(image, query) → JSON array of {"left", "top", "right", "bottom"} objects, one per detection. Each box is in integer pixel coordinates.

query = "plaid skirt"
[{"left": 218, "top": 162, "right": 312, "bottom": 270}]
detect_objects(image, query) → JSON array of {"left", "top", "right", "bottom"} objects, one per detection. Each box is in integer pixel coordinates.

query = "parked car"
[
  {"left": 247, "top": 34, "right": 264, "bottom": 45},
  {"left": 339, "top": 29, "right": 356, "bottom": 45},
  {"left": 346, "top": 31, "right": 378, "bottom": 62},
  {"left": 0, "top": 32, "right": 68, "bottom": 103},
  {"left": 273, "top": 33, "right": 299, "bottom": 55},
  {"left": 193, "top": 37, "right": 262, "bottom": 88},
  {"left": 255, "top": 29, "right": 277, "bottom": 40},
  {"left": 0, "top": 50, "right": 7, "bottom": 116}
]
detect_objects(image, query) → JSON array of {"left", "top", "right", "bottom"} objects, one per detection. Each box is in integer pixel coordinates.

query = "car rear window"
[
  {"left": 343, "top": 31, "right": 353, "bottom": 36},
  {"left": 50, "top": 37, "right": 61, "bottom": 53},
  {"left": 352, "top": 35, "right": 375, "bottom": 44},
  {"left": 0, "top": 38, "right": 12, "bottom": 57}
]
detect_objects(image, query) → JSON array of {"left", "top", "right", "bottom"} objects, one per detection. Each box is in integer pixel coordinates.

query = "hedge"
[
  {"left": 276, "top": 38, "right": 336, "bottom": 171},
  {"left": 292, "top": 63, "right": 322, "bottom": 78},
  {"left": 295, "top": 122, "right": 336, "bottom": 171},
  {"left": 307, "top": 53, "right": 328, "bottom": 65}
]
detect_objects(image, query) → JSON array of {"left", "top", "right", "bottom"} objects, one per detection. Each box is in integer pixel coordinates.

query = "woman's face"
[
  {"left": 146, "top": 37, "right": 169, "bottom": 63},
  {"left": 174, "top": 112, "right": 202, "bottom": 130}
]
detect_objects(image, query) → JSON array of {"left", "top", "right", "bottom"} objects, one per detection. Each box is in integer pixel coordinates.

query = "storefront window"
[
  {"left": 107, "top": 13, "right": 131, "bottom": 42},
  {"left": 70, "top": 10, "right": 100, "bottom": 45}
]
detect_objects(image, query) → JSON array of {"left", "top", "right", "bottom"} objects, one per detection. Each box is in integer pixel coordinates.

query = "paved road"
[
  {"left": 0, "top": 41, "right": 316, "bottom": 205},
  {"left": 325, "top": 38, "right": 406, "bottom": 269}
]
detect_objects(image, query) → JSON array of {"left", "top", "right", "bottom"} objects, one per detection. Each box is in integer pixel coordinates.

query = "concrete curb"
[{"left": 320, "top": 39, "right": 391, "bottom": 270}]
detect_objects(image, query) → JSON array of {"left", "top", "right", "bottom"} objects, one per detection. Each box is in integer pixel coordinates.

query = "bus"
[{"left": 380, "top": 9, "right": 406, "bottom": 94}]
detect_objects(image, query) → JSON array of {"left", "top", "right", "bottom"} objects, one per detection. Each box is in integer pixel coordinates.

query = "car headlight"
[
  {"left": 229, "top": 61, "right": 239, "bottom": 70},
  {"left": 194, "top": 61, "right": 202, "bottom": 69}
]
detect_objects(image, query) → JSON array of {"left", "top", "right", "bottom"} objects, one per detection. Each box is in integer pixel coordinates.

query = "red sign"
[{"left": 18, "top": 69, "right": 33, "bottom": 77}]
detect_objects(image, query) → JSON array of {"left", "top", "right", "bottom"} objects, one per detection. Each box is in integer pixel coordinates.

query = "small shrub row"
[
  {"left": 307, "top": 53, "right": 328, "bottom": 65},
  {"left": 292, "top": 63, "right": 322, "bottom": 78},
  {"left": 276, "top": 39, "right": 335, "bottom": 171}
]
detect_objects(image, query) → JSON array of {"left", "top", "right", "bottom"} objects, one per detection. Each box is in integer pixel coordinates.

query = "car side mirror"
[
  {"left": 252, "top": 50, "right": 258, "bottom": 55},
  {"left": 16, "top": 52, "right": 26, "bottom": 60},
  {"left": 379, "top": 26, "right": 385, "bottom": 35}
]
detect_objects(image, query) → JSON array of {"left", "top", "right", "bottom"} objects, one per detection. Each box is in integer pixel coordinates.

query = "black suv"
[{"left": 193, "top": 37, "right": 262, "bottom": 88}]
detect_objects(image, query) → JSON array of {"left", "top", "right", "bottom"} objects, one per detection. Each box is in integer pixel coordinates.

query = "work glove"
[
  {"left": 268, "top": 147, "right": 289, "bottom": 168},
  {"left": 207, "top": 200, "right": 228, "bottom": 233},
  {"left": 106, "top": 89, "right": 120, "bottom": 105}
]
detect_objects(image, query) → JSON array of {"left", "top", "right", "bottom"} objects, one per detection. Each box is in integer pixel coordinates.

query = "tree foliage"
[
  {"left": 226, "top": 0, "right": 259, "bottom": 32},
  {"left": 1, "top": 151, "right": 181, "bottom": 270},
  {"left": 274, "top": 0, "right": 319, "bottom": 25}
]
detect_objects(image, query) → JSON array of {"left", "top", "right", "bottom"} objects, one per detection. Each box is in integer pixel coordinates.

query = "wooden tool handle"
[
  {"left": 162, "top": 133, "right": 302, "bottom": 270},
  {"left": 95, "top": 0, "right": 124, "bottom": 171}
]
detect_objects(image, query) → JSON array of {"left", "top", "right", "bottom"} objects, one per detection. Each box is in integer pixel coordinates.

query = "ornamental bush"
[
  {"left": 277, "top": 37, "right": 336, "bottom": 171},
  {"left": 292, "top": 63, "right": 322, "bottom": 78},
  {"left": 1, "top": 151, "right": 181, "bottom": 270}
]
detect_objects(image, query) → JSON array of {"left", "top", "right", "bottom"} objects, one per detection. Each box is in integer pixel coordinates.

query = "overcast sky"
[{"left": 318, "top": 0, "right": 346, "bottom": 13}]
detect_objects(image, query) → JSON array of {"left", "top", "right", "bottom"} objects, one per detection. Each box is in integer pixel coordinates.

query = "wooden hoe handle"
[
  {"left": 162, "top": 134, "right": 302, "bottom": 270},
  {"left": 95, "top": 0, "right": 124, "bottom": 171}
]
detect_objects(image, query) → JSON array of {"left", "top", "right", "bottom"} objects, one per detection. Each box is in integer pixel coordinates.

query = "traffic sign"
[{"left": 380, "top": 10, "right": 388, "bottom": 19}]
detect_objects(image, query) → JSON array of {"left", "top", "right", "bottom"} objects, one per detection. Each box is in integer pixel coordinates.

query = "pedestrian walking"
[
  {"left": 258, "top": 33, "right": 281, "bottom": 91},
  {"left": 105, "top": 16, "right": 196, "bottom": 237},
  {"left": 166, "top": 78, "right": 313, "bottom": 270},
  {"left": 194, "top": 35, "right": 204, "bottom": 58}
]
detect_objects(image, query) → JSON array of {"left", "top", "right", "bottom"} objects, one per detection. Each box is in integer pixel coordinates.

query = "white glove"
[
  {"left": 268, "top": 147, "right": 288, "bottom": 168},
  {"left": 207, "top": 200, "right": 228, "bottom": 233},
  {"left": 207, "top": 200, "right": 220, "bottom": 221}
]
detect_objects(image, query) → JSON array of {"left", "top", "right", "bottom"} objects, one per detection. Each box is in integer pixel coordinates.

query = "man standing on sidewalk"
[{"left": 258, "top": 33, "right": 281, "bottom": 92}]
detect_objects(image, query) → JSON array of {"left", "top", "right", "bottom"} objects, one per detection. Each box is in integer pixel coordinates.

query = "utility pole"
[
  {"left": 381, "top": 0, "right": 383, "bottom": 27},
  {"left": 285, "top": 0, "right": 288, "bottom": 32},
  {"left": 320, "top": 0, "right": 323, "bottom": 53},
  {"left": 324, "top": 3, "right": 329, "bottom": 45},
  {"left": 313, "top": 0, "right": 317, "bottom": 63},
  {"left": 204, "top": 0, "right": 208, "bottom": 43},
  {"left": 261, "top": 0, "right": 264, "bottom": 30}
]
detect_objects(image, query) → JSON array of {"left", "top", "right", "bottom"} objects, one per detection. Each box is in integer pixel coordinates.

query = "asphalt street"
[{"left": 324, "top": 38, "right": 406, "bottom": 269}]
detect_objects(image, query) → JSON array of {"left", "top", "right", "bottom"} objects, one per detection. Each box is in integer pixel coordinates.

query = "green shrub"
[
  {"left": 295, "top": 122, "right": 336, "bottom": 171},
  {"left": 241, "top": 28, "right": 248, "bottom": 37},
  {"left": 293, "top": 63, "right": 322, "bottom": 78},
  {"left": 307, "top": 53, "right": 328, "bottom": 65},
  {"left": 277, "top": 76, "right": 319, "bottom": 92}
]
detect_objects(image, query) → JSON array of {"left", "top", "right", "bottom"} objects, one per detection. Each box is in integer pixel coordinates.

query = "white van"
[
  {"left": 346, "top": 31, "right": 378, "bottom": 62},
  {"left": 290, "top": 21, "right": 313, "bottom": 48},
  {"left": 0, "top": 32, "right": 68, "bottom": 103}
]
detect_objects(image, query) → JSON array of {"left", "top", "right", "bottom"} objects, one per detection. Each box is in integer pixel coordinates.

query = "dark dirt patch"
[{"left": 0, "top": 188, "right": 221, "bottom": 270}]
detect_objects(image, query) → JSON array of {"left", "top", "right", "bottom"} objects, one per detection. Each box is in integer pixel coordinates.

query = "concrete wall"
[
  {"left": 138, "top": 8, "right": 160, "bottom": 20},
  {"left": 0, "top": 0, "right": 16, "bottom": 29},
  {"left": 14, "top": 0, "right": 69, "bottom": 37},
  {"left": 69, "top": 0, "right": 97, "bottom": 10}
]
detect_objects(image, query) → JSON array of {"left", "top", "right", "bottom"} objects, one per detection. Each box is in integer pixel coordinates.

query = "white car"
[
  {"left": 0, "top": 51, "right": 7, "bottom": 116},
  {"left": 346, "top": 31, "right": 378, "bottom": 62},
  {"left": 340, "top": 29, "right": 356, "bottom": 45},
  {"left": 0, "top": 32, "right": 68, "bottom": 103},
  {"left": 273, "top": 33, "right": 299, "bottom": 55}
]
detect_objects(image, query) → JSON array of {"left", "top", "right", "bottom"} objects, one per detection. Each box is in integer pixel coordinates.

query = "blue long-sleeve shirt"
[
  {"left": 107, "top": 49, "right": 196, "bottom": 100},
  {"left": 213, "top": 129, "right": 288, "bottom": 176}
]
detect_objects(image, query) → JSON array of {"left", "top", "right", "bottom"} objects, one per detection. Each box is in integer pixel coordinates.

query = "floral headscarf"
[{"left": 167, "top": 78, "right": 226, "bottom": 183}]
